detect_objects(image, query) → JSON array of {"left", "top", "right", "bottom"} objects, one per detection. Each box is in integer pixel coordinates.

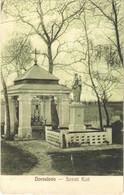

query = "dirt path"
[
  {"left": 5, "top": 140, "right": 123, "bottom": 175},
  {"left": 5, "top": 140, "right": 62, "bottom": 175}
]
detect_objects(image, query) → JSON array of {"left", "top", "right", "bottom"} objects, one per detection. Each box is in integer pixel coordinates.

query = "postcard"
[{"left": 0, "top": 0, "right": 123, "bottom": 194}]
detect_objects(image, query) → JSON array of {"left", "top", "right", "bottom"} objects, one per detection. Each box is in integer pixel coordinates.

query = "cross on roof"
[{"left": 33, "top": 49, "right": 40, "bottom": 65}]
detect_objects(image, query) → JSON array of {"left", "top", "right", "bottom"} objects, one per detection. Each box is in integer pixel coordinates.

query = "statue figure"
[
  {"left": 72, "top": 74, "right": 82, "bottom": 102},
  {"left": 51, "top": 96, "right": 59, "bottom": 130},
  {"left": 72, "top": 73, "right": 79, "bottom": 102},
  {"left": 34, "top": 105, "right": 40, "bottom": 122}
]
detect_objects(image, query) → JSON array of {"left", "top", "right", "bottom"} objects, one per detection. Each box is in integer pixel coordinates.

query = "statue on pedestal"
[{"left": 72, "top": 74, "right": 82, "bottom": 102}]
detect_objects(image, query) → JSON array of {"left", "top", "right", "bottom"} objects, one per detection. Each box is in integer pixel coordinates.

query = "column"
[
  {"left": 40, "top": 97, "right": 44, "bottom": 117},
  {"left": 18, "top": 94, "right": 32, "bottom": 138},
  {"left": 44, "top": 96, "right": 51, "bottom": 124},
  {"left": 58, "top": 96, "right": 62, "bottom": 127},
  {"left": 9, "top": 97, "right": 16, "bottom": 134}
]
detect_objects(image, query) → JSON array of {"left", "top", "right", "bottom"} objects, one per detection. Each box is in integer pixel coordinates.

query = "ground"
[
  {"left": 1, "top": 140, "right": 123, "bottom": 175},
  {"left": 1, "top": 141, "right": 37, "bottom": 175}
]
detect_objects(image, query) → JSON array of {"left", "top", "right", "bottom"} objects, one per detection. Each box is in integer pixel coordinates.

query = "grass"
[
  {"left": 1, "top": 140, "right": 123, "bottom": 176},
  {"left": 49, "top": 148, "right": 123, "bottom": 175},
  {"left": 1, "top": 141, "right": 38, "bottom": 175}
]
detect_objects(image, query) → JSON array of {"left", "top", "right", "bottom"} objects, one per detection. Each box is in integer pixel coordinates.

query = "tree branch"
[{"left": 90, "top": 0, "right": 115, "bottom": 23}]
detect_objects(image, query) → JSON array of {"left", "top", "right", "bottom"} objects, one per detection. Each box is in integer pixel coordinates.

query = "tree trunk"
[
  {"left": 112, "top": 0, "right": 123, "bottom": 65},
  {"left": 1, "top": 0, "right": 13, "bottom": 140},
  {"left": 1, "top": 71, "right": 11, "bottom": 139},
  {"left": 47, "top": 44, "right": 53, "bottom": 74},
  {"left": 83, "top": 11, "right": 103, "bottom": 131},
  {"left": 97, "top": 97, "right": 104, "bottom": 131},
  {"left": 103, "top": 101, "right": 110, "bottom": 127}
]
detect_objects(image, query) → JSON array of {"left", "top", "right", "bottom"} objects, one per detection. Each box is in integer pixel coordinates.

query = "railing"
[
  {"left": 45, "top": 126, "right": 112, "bottom": 148},
  {"left": 66, "top": 129, "right": 112, "bottom": 147},
  {"left": 45, "top": 126, "right": 60, "bottom": 147}
]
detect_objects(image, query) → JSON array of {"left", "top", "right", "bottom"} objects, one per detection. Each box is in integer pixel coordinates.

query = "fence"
[
  {"left": 45, "top": 126, "right": 112, "bottom": 148},
  {"left": 45, "top": 126, "right": 61, "bottom": 147}
]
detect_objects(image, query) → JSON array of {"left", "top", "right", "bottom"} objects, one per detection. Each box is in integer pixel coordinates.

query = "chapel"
[{"left": 4, "top": 59, "right": 71, "bottom": 138}]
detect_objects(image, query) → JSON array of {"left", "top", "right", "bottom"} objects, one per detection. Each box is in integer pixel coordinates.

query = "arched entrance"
[{"left": 31, "top": 96, "right": 47, "bottom": 139}]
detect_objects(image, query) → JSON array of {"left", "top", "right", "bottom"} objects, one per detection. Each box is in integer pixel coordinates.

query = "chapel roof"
[
  {"left": 7, "top": 62, "right": 71, "bottom": 94},
  {"left": 14, "top": 63, "right": 59, "bottom": 85},
  {"left": 7, "top": 83, "right": 70, "bottom": 92}
]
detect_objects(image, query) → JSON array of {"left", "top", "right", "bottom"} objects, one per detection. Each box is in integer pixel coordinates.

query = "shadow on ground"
[{"left": 1, "top": 141, "right": 38, "bottom": 175}]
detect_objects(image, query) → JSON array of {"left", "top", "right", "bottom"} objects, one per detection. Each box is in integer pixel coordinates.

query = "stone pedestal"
[
  {"left": 69, "top": 102, "right": 86, "bottom": 131},
  {"left": 18, "top": 94, "right": 32, "bottom": 138}
]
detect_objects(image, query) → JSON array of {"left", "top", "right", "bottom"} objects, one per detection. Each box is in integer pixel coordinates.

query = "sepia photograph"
[{"left": 0, "top": 0, "right": 123, "bottom": 194}]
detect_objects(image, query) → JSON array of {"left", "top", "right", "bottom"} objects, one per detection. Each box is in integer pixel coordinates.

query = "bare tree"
[
  {"left": 1, "top": 71, "right": 11, "bottom": 139},
  {"left": 1, "top": 0, "right": 12, "bottom": 140},
  {"left": 90, "top": 0, "right": 123, "bottom": 66},
  {"left": 1, "top": 0, "right": 4, "bottom": 10},
  {"left": 65, "top": 0, "right": 122, "bottom": 129},
  {"left": 92, "top": 70, "right": 119, "bottom": 126},
  {"left": 78, "top": 11, "right": 104, "bottom": 130},
  {"left": 2, "top": 33, "right": 32, "bottom": 77},
  {"left": 95, "top": 44, "right": 121, "bottom": 67},
  {"left": 4, "top": 0, "right": 86, "bottom": 73},
  {"left": 73, "top": 31, "right": 120, "bottom": 129},
  {"left": 1, "top": 32, "right": 33, "bottom": 139}
]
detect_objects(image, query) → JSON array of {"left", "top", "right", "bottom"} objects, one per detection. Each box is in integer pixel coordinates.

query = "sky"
[{"left": 1, "top": 0, "right": 123, "bottom": 101}]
